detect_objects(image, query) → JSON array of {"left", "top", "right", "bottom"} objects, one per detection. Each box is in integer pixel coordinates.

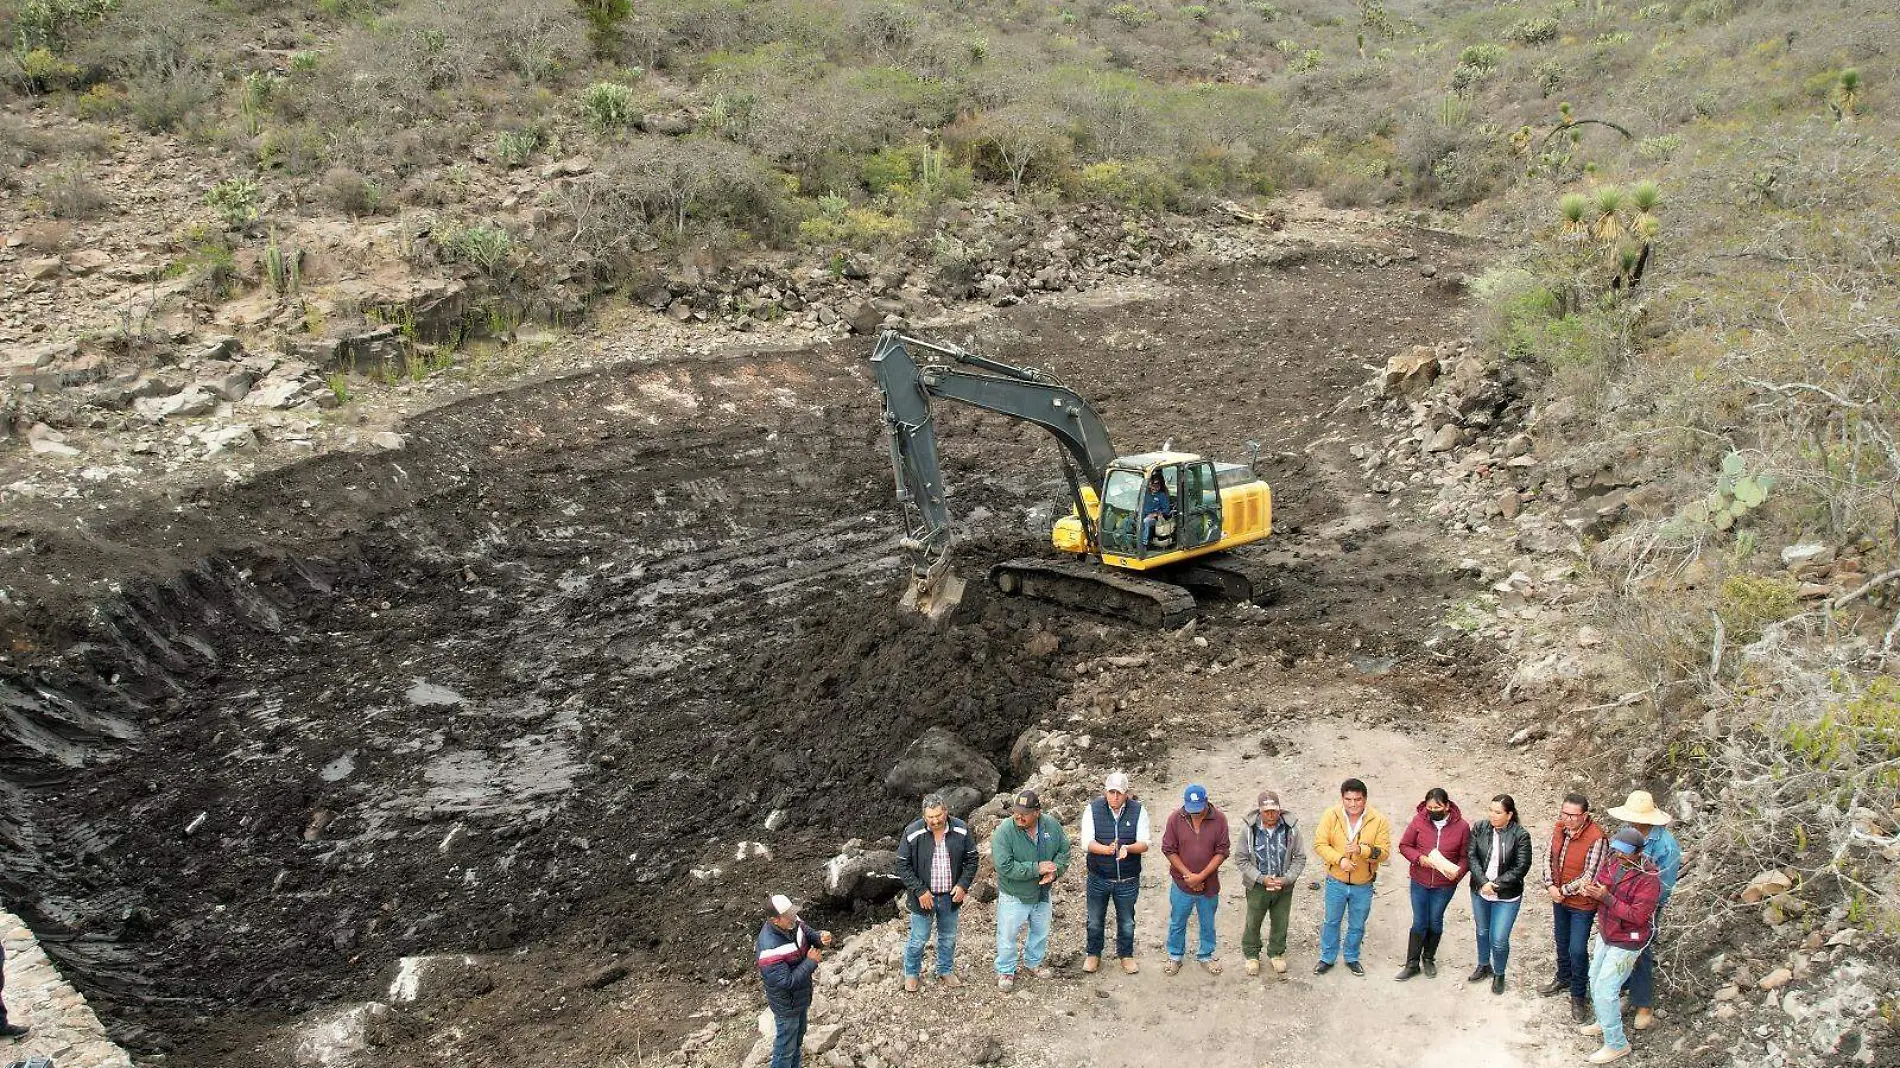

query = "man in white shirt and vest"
[{"left": 1080, "top": 771, "right": 1151, "bottom": 974}]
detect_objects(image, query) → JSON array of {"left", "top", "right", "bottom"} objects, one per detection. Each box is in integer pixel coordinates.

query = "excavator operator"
[{"left": 1139, "top": 471, "right": 1173, "bottom": 553}]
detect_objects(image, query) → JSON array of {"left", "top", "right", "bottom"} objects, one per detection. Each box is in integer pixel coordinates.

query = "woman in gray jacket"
[{"left": 1466, "top": 793, "right": 1534, "bottom": 994}]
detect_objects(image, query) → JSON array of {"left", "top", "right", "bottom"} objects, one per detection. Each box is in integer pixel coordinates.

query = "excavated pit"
[{"left": 0, "top": 243, "right": 1481, "bottom": 1064}]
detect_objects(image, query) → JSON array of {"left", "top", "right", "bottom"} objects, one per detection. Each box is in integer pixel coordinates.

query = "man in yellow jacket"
[{"left": 1312, "top": 777, "right": 1393, "bottom": 976}]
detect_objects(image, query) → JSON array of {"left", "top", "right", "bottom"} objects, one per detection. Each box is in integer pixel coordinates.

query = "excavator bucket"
[{"left": 899, "top": 566, "right": 966, "bottom": 622}]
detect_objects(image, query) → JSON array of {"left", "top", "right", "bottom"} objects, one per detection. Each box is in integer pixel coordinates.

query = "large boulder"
[
  {"left": 885, "top": 727, "right": 1001, "bottom": 811},
  {"left": 822, "top": 847, "right": 903, "bottom": 905}
]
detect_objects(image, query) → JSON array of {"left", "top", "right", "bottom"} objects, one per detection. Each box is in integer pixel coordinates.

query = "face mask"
[{"left": 1426, "top": 809, "right": 1447, "bottom": 821}]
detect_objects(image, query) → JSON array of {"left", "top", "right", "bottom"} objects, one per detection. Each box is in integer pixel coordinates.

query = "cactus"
[{"left": 1681, "top": 452, "right": 1774, "bottom": 531}]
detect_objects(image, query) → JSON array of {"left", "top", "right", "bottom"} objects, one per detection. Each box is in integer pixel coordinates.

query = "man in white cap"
[
  {"left": 1079, "top": 771, "right": 1151, "bottom": 974},
  {"left": 756, "top": 894, "right": 832, "bottom": 1068},
  {"left": 1608, "top": 790, "right": 1681, "bottom": 1032}
]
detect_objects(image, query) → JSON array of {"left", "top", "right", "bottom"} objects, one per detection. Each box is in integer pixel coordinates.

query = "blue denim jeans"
[
  {"left": 1589, "top": 936, "right": 1642, "bottom": 1052},
  {"left": 1552, "top": 903, "right": 1595, "bottom": 999},
  {"left": 1165, "top": 883, "right": 1219, "bottom": 962},
  {"left": 1625, "top": 905, "right": 1663, "bottom": 1007},
  {"left": 903, "top": 896, "right": 960, "bottom": 978},
  {"left": 770, "top": 1008, "right": 808, "bottom": 1068},
  {"left": 1470, "top": 891, "right": 1523, "bottom": 975},
  {"left": 1086, "top": 873, "right": 1141, "bottom": 958},
  {"left": 995, "top": 891, "right": 1052, "bottom": 975},
  {"left": 1319, "top": 877, "right": 1374, "bottom": 965},
  {"left": 1408, "top": 881, "right": 1457, "bottom": 935}
]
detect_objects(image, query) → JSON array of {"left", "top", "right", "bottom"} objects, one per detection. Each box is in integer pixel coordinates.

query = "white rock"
[
  {"left": 370, "top": 431, "right": 406, "bottom": 451},
  {"left": 1780, "top": 543, "right": 1834, "bottom": 567}
]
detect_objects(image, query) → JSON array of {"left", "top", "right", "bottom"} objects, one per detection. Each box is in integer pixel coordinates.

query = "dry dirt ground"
[{"left": 0, "top": 208, "right": 1593, "bottom": 1067}]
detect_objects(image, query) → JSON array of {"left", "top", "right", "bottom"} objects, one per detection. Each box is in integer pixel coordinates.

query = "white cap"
[
  {"left": 770, "top": 893, "right": 797, "bottom": 917},
  {"left": 1104, "top": 771, "right": 1130, "bottom": 792}
]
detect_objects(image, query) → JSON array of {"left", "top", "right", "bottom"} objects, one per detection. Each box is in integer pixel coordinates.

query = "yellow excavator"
[{"left": 870, "top": 329, "right": 1274, "bottom": 627}]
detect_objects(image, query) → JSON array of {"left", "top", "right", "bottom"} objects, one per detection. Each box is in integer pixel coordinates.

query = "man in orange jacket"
[{"left": 1311, "top": 777, "right": 1393, "bottom": 976}]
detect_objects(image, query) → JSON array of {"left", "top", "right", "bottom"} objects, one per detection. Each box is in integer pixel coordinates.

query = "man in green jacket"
[{"left": 991, "top": 789, "right": 1072, "bottom": 992}]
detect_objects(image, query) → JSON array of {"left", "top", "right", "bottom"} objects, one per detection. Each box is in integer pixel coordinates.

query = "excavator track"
[
  {"left": 1161, "top": 551, "right": 1280, "bottom": 605},
  {"left": 990, "top": 557, "right": 1199, "bottom": 630}
]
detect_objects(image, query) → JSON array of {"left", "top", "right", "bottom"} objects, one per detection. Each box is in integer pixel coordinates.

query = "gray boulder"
[
  {"left": 822, "top": 849, "right": 903, "bottom": 904},
  {"left": 885, "top": 727, "right": 1001, "bottom": 805}
]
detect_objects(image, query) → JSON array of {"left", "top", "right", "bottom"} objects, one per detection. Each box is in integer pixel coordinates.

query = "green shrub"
[
  {"left": 18, "top": 47, "right": 82, "bottom": 90},
  {"left": 13, "top": 0, "right": 118, "bottom": 51},
  {"left": 206, "top": 178, "right": 262, "bottom": 226},
  {"left": 1503, "top": 16, "right": 1559, "bottom": 45},
  {"left": 439, "top": 221, "right": 514, "bottom": 274},
  {"left": 496, "top": 129, "right": 540, "bottom": 168},
  {"left": 76, "top": 83, "right": 128, "bottom": 118},
  {"left": 1716, "top": 574, "right": 1798, "bottom": 644},
  {"left": 1070, "top": 159, "right": 1181, "bottom": 211},
  {"left": 580, "top": 81, "right": 639, "bottom": 133},
  {"left": 1108, "top": 3, "right": 1154, "bottom": 27},
  {"left": 797, "top": 206, "right": 914, "bottom": 249},
  {"left": 289, "top": 50, "right": 321, "bottom": 73}
]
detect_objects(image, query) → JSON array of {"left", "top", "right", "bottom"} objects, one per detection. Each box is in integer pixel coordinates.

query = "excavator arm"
[{"left": 870, "top": 330, "right": 1117, "bottom": 617}]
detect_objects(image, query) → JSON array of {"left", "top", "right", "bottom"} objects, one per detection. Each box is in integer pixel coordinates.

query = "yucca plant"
[
  {"left": 1629, "top": 178, "right": 1662, "bottom": 214},
  {"left": 1833, "top": 68, "right": 1862, "bottom": 120},
  {"left": 1592, "top": 185, "right": 1625, "bottom": 242},
  {"left": 1558, "top": 192, "right": 1591, "bottom": 240}
]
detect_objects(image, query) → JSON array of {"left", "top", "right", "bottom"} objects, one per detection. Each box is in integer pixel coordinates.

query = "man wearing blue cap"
[
  {"left": 1161, "top": 783, "right": 1230, "bottom": 975},
  {"left": 1576, "top": 825, "right": 1662, "bottom": 1064}
]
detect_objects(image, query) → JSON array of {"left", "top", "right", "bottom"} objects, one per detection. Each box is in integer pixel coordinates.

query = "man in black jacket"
[{"left": 895, "top": 793, "right": 978, "bottom": 991}]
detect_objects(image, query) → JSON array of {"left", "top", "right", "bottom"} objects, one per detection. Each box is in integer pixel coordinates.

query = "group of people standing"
[{"left": 757, "top": 775, "right": 1682, "bottom": 1068}]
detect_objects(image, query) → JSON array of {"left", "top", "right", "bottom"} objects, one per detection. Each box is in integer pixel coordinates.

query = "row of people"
[{"left": 758, "top": 775, "right": 1681, "bottom": 1068}]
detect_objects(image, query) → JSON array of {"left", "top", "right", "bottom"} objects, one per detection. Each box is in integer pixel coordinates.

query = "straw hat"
[{"left": 1607, "top": 790, "right": 1672, "bottom": 826}]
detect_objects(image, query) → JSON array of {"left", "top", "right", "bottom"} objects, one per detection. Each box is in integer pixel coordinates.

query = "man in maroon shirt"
[
  {"left": 1577, "top": 826, "right": 1662, "bottom": 1064},
  {"left": 1161, "top": 783, "right": 1230, "bottom": 975}
]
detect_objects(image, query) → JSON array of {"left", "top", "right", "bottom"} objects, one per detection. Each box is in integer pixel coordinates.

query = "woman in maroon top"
[{"left": 1395, "top": 787, "right": 1470, "bottom": 980}]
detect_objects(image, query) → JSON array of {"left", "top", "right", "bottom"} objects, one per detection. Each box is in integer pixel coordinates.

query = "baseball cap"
[
  {"left": 1609, "top": 826, "right": 1645, "bottom": 855},
  {"left": 1256, "top": 790, "right": 1282, "bottom": 811},
  {"left": 1013, "top": 789, "right": 1042, "bottom": 812},
  {"left": 1104, "top": 772, "right": 1130, "bottom": 792},
  {"left": 1183, "top": 784, "right": 1209, "bottom": 814},
  {"left": 769, "top": 893, "right": 798, "bottom": 917}
]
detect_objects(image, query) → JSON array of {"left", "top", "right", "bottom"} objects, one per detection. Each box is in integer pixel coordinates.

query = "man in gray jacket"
[{"left": 1236, "top": 789, "right": 1305, "bottom": 977}]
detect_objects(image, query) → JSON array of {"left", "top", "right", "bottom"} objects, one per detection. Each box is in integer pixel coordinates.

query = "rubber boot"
[
  {"left": 1421, "top": 931, "right": 1441, "bottom": 978},
  {"left": 1394, "top": 932, "right": 1423, "bottom": 981}
]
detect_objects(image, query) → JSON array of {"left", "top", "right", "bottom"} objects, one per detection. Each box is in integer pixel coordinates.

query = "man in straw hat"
[{"left": 1607, "top": 790, "right": 1682, "bottom": 1032}]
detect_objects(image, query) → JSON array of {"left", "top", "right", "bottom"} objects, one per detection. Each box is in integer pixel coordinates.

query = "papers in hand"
[{"left": 1425, "top": 848, "right": 1459, "bottom": 878}]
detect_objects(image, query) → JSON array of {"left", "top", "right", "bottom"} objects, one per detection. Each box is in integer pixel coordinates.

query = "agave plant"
[{"left": 1592, "top": 185, "right": 1625, "bottom": 242}]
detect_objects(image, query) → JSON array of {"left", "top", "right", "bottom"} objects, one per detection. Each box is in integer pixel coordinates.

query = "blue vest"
[{"left": 1087, "top": 796, "right": 1143, "bottom": 880}]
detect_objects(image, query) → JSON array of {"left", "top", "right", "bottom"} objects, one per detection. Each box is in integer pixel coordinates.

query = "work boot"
[
  {"left": 1468, "top": 964, "right": 1493, "bottom": 983},
  {"left": 1120, "top": 957, "right": 1139, "bottom": 974},
  {"left": 0, "top": 1022, "right": 26, "bottom": 1040},
  {"left": 1421, "top": 931, "right": 1441, "bottom": 978},
  {"left": 1491, "top": 974, "right": 1506, "bottom": 995},
  {"left": 1245, "top": 958, "right": 1261, "bottom": 977},
  {"left": 1633, "top": 1007, "right": 1655, "bottom": 1030},
  {"left": 939, "top": 972, "right": 963, "bottom": 988},
  {"left": 1537, "top": 977, "right": 1568, "bottom": 997},
  {"left": 1394, "top": 932, "right": 1423, "bottom": 981},
  {"left": 904, "top": 976, "right": 920, "bottom": 993},
  {"left": 1571, "top": 996, "right": 1591, "bottom": 1023},
  {"left": 1269, "top": 957, "right": 1287, "bottom": 975},
  {"left": 1314, "top": 960, "right": 1335, "bottom": 975},
  {"left": 1586, "top": 1046, "right": 1631, "bottom": 1064},
  {"left": 1083, "top": 955, "right": 1101, "bottom": 974},
  {"left": 997, "top": 973, "right": 1016, "bottom": 992}
]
